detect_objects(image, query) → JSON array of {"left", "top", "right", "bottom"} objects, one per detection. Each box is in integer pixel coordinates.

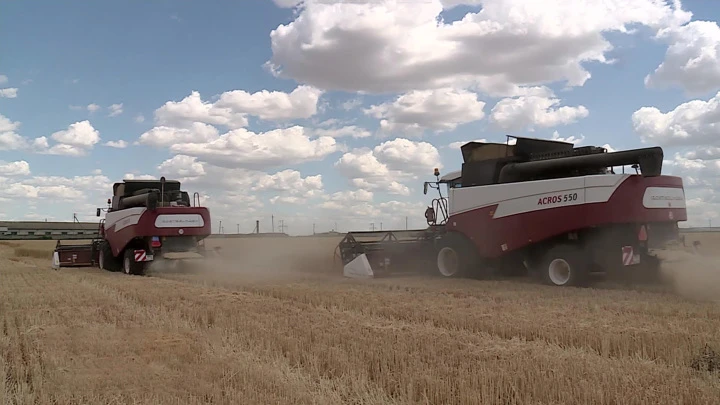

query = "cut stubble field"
[{"left": 1, "top": 235, "right": 720, "bottom": 404}]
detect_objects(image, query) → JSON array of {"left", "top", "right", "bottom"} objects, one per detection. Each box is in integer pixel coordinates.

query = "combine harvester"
[
  {"left": 337, "top": 136, "right": 687, "bottom": 287},
  {"left": 52, "top": 177, "right": 214, "bottom": 275}
]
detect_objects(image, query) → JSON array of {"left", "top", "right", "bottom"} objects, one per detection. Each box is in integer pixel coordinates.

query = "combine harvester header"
[
  {"left": 52, "top": 177, "right": 216, "bottom": 275},
  {"left": 337, "top": 136, "right": 687, "bottom": 287}
]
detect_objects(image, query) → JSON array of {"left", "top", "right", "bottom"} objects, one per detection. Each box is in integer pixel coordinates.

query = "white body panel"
[
  {"left": 104, "top": 207, "right": 146, "bottom": 231},
  {"left": 449, "top": 174, "right": 632, "bottom": 219},
  {"left": 154, "top": 214, "right": 205, "bottom": 228}
]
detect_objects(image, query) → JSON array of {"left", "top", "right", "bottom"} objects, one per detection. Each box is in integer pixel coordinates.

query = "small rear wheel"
[
  {"left": 538, "top": 244, "right": 590, "bottom": 287},
  {"left": 122, "top": 249, "right": 146, "bottom": 276}
]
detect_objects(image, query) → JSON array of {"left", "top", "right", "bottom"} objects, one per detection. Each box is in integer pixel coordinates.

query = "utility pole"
[
  {"left": 370, "top": 222, "right": 375, "bottom": 231},
  {"left": 272, "top": 215, "right": 275, "bottom": 233},
  {"left": 219, "top": 220, "right": 223, "bottom": 234},
  {"left": 405, "top": 216, "right": 408, "bottom": 230},
  {"left": 313, "top": 223, "right": 316, "bottom": 235},
  {"left": 380, "top": 222, "right": 383, "bottom": 231},
  {"left": 237, "top": 223, "right": 239, "bottom": 234},
  {"left": 278, "top": 220, "right": 287, "bottom": 234}
]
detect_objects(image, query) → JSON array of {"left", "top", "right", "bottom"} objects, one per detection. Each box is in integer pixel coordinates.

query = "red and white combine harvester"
[
  {"left": 337, "top": 136, "right": 687, "bottom": 287},
  {"left": 52, "top": 177, "right": 213, "bottom": 275}
]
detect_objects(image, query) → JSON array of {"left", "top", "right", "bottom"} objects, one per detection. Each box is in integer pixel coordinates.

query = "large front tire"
[
  {"left": 435, "top": 233, "right": 480, "bottom": 278},
  {"left": 98, "top": 242, "right": 120, "bottom": 272},
  {"left": 538, "top": 244, "right": 590, "bottom": 287}
]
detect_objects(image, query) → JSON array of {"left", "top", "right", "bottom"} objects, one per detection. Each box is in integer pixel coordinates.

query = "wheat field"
[{"left": 1, "top": 234, "right": 720, "bottom": 404}]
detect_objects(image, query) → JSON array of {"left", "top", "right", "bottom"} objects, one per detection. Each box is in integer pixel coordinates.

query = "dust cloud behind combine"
[
  {"left": 655, "top": 246, "right": 720, "bottom": 303},
  {"left": 146, "top": 236, "right": 345, "bottom": 285}
]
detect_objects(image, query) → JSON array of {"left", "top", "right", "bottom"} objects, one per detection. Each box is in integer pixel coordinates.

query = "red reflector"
[
  {"left": 638, "top": 225, "right": 648, "bottom": 241},
  {"left": 151, "top": 236, "right": 161, "bottom": 247}
]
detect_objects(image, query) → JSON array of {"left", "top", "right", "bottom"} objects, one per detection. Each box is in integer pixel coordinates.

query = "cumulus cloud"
[
  {"left": 31, "top": 120, "right": 101, "bottom": 156},
  {"left": 0, "top": 114, "right": 27, "bottom": 151},
  {"left": 364, "top": 88, "right": 486, "bottom": 135},
  {"left": 632, "top": 91, "right": 720, "bottom": 147},
  {"left": 0, "top": 88, "right": 18, "bottom": 98},
  {"left": 334, "top": 138, "right": 441, "bottom": 195},
  {"left": 312, "top": 125, "right": 372, "bottom": 139},
  {"left": 265, "top": 0, "right": 691, "bottom": 95},
  {"left": 108, "top": 103, "right": 123, "bottom": 117},
  {"left": 645, "top": 20, "right": 720, "bottom": 95},
  {"left": 105, "top": 140, "right": 128, "bottom": 148},
  {"left": 153, "top": 85, "right": 323, "bottom": 129},
  {"left": 0, "top": 161, "right": 30, "bottom": 176},
  {"left": 164, "top": 126, "right": 339, "bottom": 170},
  {"left": 489, "top": 95, "right": 589, "bottom": 131}
]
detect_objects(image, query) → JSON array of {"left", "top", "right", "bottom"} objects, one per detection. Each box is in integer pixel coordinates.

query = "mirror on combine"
[
  {"left": 96, "top": 208, "right": 101, "bottom": 217},
  {"left": 423, "top": 182, "right": 428, "bottom": 195}
]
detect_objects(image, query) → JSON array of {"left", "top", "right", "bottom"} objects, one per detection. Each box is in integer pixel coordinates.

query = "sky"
[{"left": 1, "top": 0, "right": 720, "bottom": 234}]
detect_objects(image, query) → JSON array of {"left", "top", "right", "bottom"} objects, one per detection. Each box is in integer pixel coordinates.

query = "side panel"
[{"left": 447, "top": 175, "right": 686, "bottom": 258}]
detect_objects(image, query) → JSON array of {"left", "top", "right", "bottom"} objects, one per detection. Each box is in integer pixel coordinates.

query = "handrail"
[{"left": 193, "top": 192, "right": 201, "bottom": 207}]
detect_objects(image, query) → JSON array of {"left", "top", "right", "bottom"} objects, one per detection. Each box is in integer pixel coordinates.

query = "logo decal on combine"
[{"left": 537, "top": 192, "right": 578, "bottom": 206}]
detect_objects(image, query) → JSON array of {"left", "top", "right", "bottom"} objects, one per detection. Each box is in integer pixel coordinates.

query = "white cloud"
[
  {"left": 0, "top": 161, "right": 30, "bottom": 176},
  {"left": 0, "top": 174, "right": 112, "bottom": 203},
  {"left": 265, "top": 0, "right": 691, "bottom": 95},
  {"left": 364, "top": 88, "right": 486, "bottom": 135},
  {"left": 312, "top": 125, "right": 371, "bottom": 139},
  {"left": 334, "top": 138, "right": 441, "bottom": 195},
  {"left": 373, "top": 138, "right": 442, "bottom": 174},
  {"left": 139, "top": 122, "right": 220, "bottom": 148},
  {"left": 645, "top": 20, "right": 720, "bottom": 95},
  {"left": 0, "top": 114, "right": 27, "bottom": 151},
  {"left": 631, "top": 91, "right": 720, "bottom": 147},
  {"left": 163, "top": 126, "right": 339, "bottom": 170},
  {"left": 155, "top": 91, "right": 249, "bottom": 129},
  {"left": 105, "top": 140, "right": 128, "bottom": 148},
  {"left": 153, "top": 85, "right": 323, "bottom": 129},
  {"left": 0, "top": 88, "right": 18, "bottom": 98},
  {"left": 108, "top": 103, "right": 123, "bottom": 117},
  {"left": 253, "top": 169, "right": 324, "bottom": 201},
  {"left": 87, "top": 103, "right": 101, "bottom": 113},
  {"left": 33, "top": 120, "right": 101, "bottom": 156},
  {"left": 0, "top": 75, "right": 7, "bottom": 84},
  {"left": 157, "top": 155, "right": 207, "bottom": 178},
  {"left": 489, "top": 95, "right": 589, "bottom": 131},
  {"left": 214, "top": 85, "right": 323, "bottom": 120},
  {"left": 134, "top": 114, "right": 145, "bottom": 123},
  {"left": 549, "top": 130, "right": 586, "bottom": 145}
]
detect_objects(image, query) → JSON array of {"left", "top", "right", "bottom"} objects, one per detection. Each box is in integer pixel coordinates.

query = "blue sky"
[{"left": 1, "top": 0, "right": 720, "bottom": 233}]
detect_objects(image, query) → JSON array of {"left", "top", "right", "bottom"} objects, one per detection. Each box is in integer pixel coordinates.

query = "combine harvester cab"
[
  {"left": 338, "top": 136, "right": 688, "bottom": 287},
  {"left": 52, "top": 177, "right": 213, "bottom": 275}
]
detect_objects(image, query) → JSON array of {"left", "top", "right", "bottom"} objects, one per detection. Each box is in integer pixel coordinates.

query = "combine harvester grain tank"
[
  {"left": 337, "top": 136, "right": 688, "bottom": 287},
  {"left": 52, "top": 177, "right": 216, "bottom": 274}
]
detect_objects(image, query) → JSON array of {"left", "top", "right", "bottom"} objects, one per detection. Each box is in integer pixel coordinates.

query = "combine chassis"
[
  {"left": 336, "top": 135, "right": 689, "bottom": 287},
  {"left": 52, "top": 177, "right": 215, "bottom": 275}
]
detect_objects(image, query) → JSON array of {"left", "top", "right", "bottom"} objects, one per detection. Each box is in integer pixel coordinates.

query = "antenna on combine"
[{"left": 160, "top": 176, "right": 166, "bottom": 207}]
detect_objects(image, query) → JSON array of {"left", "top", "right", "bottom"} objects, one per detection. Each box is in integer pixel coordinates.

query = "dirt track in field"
[{"left": 1, "top": 236, "right": 720, "bottom": 404}]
